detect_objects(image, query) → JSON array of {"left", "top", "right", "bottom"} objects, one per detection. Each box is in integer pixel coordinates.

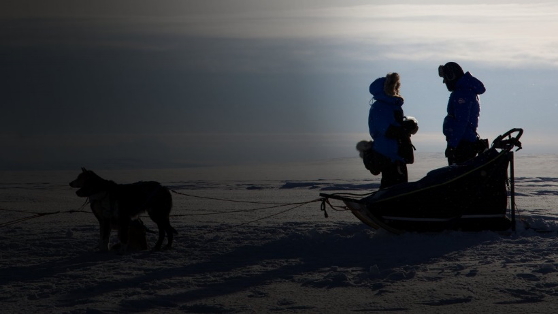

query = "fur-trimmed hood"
[{"left": 369, "top": 77, "right": 404, "bottom": 106}]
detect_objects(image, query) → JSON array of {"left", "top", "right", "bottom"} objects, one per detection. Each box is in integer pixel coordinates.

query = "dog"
[{"left": 69, "top": 167, "right": 176, "bottom": 252}]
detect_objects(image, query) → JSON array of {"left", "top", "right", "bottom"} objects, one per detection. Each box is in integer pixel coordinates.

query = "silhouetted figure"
[
  {"left": 439, "top": 62, "right": 486, "bottom": 165},
  {"left": 365, "top": 73, "right": 418, "bottom": 189}
]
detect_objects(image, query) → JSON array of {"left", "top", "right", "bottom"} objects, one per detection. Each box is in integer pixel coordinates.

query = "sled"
[{"left": 321, "top": 128, "right": 523, "bottom": 234}]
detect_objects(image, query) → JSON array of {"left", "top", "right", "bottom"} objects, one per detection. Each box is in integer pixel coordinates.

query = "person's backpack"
[{"left": 357, "top": 141, "right": 390, "bottom": 175}]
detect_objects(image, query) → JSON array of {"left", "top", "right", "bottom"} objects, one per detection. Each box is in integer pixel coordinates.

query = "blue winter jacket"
[
  {"left": 443, "top": 72, "right": 486, "bottom": 148},
  {"left": 368, "top": 77, "right": 404, "bottom": 162}
]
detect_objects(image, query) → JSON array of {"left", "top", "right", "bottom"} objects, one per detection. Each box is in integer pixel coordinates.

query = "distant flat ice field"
[{"left": 1, "top": 152, "right": 557, "bottom": 226}]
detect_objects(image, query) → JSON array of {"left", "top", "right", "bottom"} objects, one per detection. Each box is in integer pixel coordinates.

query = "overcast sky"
[{"left": 2, "top": 0, "right": 558, "bottom": 170}]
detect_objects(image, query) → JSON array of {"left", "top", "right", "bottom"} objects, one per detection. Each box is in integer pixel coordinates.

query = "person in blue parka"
[
  {"left": 439, "top": 62, "right": 486, "bottom": 165},
  {"left": 368, "top": 72, "right": 416, "bottom": 189}
]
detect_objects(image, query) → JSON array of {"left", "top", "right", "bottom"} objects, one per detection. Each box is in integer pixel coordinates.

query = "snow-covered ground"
[{"left": 2, "top": 153, "right": 558, "bottom": 313}]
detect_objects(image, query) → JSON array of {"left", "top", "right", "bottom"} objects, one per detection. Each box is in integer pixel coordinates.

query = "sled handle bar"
[
  {"left": 498, "top": 128, "right": 523, "bottom": 140},
  {"left": 492, "top": 128, "right": 523, "bottom": 151}
]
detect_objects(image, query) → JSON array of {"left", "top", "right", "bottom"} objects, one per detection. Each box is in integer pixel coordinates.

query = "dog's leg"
[
  {"left": 153, "top": 222, "right": 166, "bottom": 251},
  {"left": 117, "top": 217, "right": 131, "bottom": 254},
  {"left": 99, "top": 220, "right": 111, "bottom": 251},
  {"left": 165, "top": 225, "right": 174, "bottom": 250},
  {"left": 153, "top": 220, "right": 176, "bottom": 250},
  {"left": 147, "top": 209, "right": 167, "bottom": 251},
  {"left": 146, "top": 187, "right": 174, "bottom": 251},
  {"left": 164, "top": 220, "right": 177, "bottom": 250}
]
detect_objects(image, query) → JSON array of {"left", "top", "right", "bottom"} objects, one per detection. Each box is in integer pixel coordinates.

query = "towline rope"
[
  {"left": 170, "top": 189, "right": 289, "bottom": 205},
  {"left": 0, "top": 199, "right": 90, "bottom": 228},
  {"left": 0, "top": 191, "right": 346, "bottom": 227},
  {"left": 170, "top": 189, "right": 340, "bottom": 217},
  {"left": 197, "top": 197, "right": 348, "bottom": 233}
]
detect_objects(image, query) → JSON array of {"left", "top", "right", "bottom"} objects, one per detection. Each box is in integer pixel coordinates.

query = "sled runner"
[{"left": 321, "top": 128, "right": 523, "bottom": 234}]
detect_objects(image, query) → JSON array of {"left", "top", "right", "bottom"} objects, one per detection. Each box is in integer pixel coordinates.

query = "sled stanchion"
[{"left": 510, "top": 151, "right": 516, "bottom": 232}]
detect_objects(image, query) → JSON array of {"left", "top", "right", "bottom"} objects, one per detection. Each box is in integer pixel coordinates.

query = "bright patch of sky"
[{"left": 150, "top": 2, "right": 558, "bottom": 68}]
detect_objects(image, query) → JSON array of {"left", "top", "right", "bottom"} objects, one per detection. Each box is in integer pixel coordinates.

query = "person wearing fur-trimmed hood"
[{"left": 367, "top": 72, "right": 418, "bottom": 189}]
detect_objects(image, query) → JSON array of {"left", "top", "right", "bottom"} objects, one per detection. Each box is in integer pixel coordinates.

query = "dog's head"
[{"left": 69, "top": 167, "right": 106, "bottom": 197}]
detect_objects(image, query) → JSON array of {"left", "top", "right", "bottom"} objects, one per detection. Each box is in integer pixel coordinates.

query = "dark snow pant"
[
  {"left": 447, "top": 140, "right": 478, "bottom": 166},
  {"left": 380, "top": 161, "right": 408, "bottom": 189}
]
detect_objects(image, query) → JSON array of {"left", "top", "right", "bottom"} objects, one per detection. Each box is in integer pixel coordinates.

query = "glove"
[{"left": 445, "top": 146, "right": 456, "bottom": 159}]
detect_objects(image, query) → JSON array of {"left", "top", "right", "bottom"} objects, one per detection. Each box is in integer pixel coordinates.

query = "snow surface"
[{"left": 2, "top": 153, "right": 558, "bottom": 313}]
